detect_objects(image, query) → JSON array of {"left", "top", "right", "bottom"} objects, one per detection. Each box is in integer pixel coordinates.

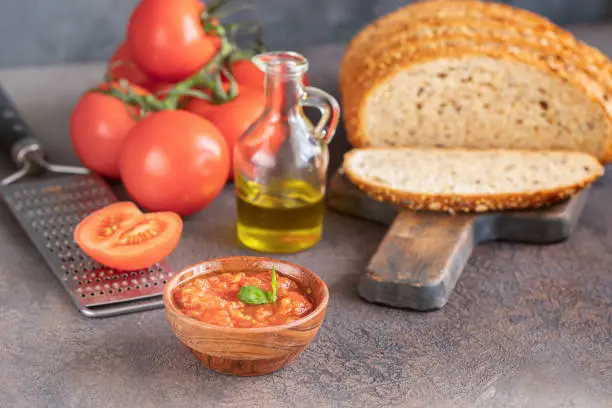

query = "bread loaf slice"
[
  {"left": 341, "top": 42, "right": 612, "bottom": 162},
  {"left": 343, "top": 148, "right": 603, "bottom": 213}
]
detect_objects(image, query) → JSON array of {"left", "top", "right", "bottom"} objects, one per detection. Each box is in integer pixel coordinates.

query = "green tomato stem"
[
  {"left": 162, "top": 35, "right": 236, "bottom": 109},
  {"left": 100, "top": 1, "right": 266, "bottom": 116}
]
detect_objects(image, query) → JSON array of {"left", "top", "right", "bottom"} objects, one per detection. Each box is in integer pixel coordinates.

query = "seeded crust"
[
  {"left": 339, "top": 0, "right": 609, "bottom": 84},
  {"left": 341, "top": 2, "right": 609, "bottom": 76},
  {"left": 340, "top": 41, "right": 612, "bottom": 162},
  {"left": 340, "top": 20, "right": 612, "bottom": 98},
  {"left": 342, "top": 148, "right": 604, "bottom": 214}
]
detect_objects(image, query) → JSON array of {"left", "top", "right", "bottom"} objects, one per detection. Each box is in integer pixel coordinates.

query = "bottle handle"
[{"left": 301, "top": 86, "right": 341, "bottom": 144}]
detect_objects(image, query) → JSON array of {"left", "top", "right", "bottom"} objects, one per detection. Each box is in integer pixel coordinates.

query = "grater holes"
[
  {"left": 130, "top": 272, "right": 136, "bottom": 277},
  {"left": 81, "top": 293, "right": 87, "bottom": 298},
  {"left": 162, "top": 280, "right": 167, "bottom": 284},
  {"left": 153, "top": 282, "right": 159, "bottom": 286}
]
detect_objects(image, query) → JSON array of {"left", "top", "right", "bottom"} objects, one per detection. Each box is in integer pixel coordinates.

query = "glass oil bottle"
[{"left": 234, "top": 51, "right": 340, "bottom": 253}]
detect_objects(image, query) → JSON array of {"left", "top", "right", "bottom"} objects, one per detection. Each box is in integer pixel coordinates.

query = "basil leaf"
[
  {"left": 238, "top": 286, "right": 270, "bottom": 305},
  {"left": 237, "top": 267, "right": 279, "bottom": 305}
]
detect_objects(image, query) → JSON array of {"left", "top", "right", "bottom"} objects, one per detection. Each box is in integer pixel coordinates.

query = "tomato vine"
[{"left": 97, "top": 0, "right": 268, "bottom": 117}]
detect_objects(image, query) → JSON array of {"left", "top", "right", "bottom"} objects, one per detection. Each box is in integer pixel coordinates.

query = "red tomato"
[
  {"left": 107, "top": 42, "right": 162, "bottom": 91},
  {"left": 185, "top": 87, "right": 266, "bottom": 179},
  {"left": 70, "top": 82, "right": 149, "bottom": 179},
  {"left": 126, "top": 0, "right": 218, "bottom": 82},
  {"left": 230, "top": 60, "right": 310, "bottom": 90},
  {"left": 74, "top": 202, "right": 183, "bottom": 271},
  {"left": 119, "top": 110, "right": 230, "bottom": 216}
]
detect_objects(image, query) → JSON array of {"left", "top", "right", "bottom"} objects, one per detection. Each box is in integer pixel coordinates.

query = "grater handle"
[
  {"left": 80, "top": 297, "right": 164, "bottom": 318},
  {"left": 0, "top": 82, "right": 44, "bottom": 164}
]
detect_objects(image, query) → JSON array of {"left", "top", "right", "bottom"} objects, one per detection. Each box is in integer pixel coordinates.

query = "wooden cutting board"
[{"left": 325, "top": 168, "right": 590, "bottom": 311}]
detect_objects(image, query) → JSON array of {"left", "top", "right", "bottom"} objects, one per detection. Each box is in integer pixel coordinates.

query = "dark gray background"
[{"left": 1, "top": 0, "right": 611, "bottom": 69}]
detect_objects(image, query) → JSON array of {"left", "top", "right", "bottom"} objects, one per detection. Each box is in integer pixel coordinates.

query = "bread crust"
[
  {"left": 342, "top": 148, "right": 604, "bottom": 214},
  {"left": 339, "top": 0, "right": 599, "bottom": 83},
  {"left": 340, "top": 43, "right": 612, "bottom": 162},
  {"left": 341, "top": 3, "right": 609, "bottom": 74},
  {"left": 340, "top": 20, "right": 612, "bottom": 95}
]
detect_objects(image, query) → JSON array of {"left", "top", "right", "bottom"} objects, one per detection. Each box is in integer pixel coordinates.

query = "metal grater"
[{"left": 0, "top": 82, "right": 173, "bottom": 318}]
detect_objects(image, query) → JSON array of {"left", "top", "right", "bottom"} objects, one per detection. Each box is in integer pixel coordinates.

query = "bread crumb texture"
[
  {"left": 363, "top": 57, "right": 609, "bottom": 159},
  {"left": 343, "top": 148, "right": 604, "bottom": 213}
]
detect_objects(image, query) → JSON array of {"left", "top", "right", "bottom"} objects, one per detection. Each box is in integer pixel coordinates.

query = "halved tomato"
[{"left": 74, "top": 202, "right": 183, "bottom": 271}]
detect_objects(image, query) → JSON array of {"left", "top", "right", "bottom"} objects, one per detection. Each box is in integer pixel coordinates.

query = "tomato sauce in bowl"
[{"left": 173, "top": 270, "right": 314, "bottom": 328}]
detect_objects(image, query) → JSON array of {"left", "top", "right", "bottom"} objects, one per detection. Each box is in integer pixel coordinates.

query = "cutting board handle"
[{"left": 359, "top": 210, "right": 478, "bottom": 311}]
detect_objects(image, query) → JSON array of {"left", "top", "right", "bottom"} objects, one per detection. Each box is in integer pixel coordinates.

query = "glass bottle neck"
[{"left": 263, "top": 73, "right": 304, "bottom": 115}]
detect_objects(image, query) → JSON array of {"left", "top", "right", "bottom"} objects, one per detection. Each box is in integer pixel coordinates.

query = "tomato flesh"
[
  {"left": 74, "top": 202, "right": 183, "bottom": 271},
  {"left": 74, "top": 202, "right": 141, "bottom": 255}
]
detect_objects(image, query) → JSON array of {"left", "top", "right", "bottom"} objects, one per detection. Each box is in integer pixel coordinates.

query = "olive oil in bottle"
[
  {"left": 233, "top": 51, "right": 340, "bottom": 253},
  {"left": 236, "top": 177, "right": 324, "bottom": 253}
]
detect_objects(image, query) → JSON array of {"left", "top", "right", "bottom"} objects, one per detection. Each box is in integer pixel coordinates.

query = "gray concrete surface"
[
  {"left": 0, "top": 44, "right": 611, "bottom": 408},
  {"left": 1, "top": 0, "right": 610, "bottom": 69}
]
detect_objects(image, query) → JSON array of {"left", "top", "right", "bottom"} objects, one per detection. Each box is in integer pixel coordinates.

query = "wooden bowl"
[{"left": 163, "top": 256, "right": 329, "bottom": 376}]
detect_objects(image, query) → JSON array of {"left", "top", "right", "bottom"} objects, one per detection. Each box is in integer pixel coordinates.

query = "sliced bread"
[
  {"left": 339, "top": 0, "right": 612, "bottom": 163},
  {"left": 341, "top": 42, "right": 612, "bottom": 162},
  {"left": 343, "top": 148, "right": 604, "bottom": 213}
]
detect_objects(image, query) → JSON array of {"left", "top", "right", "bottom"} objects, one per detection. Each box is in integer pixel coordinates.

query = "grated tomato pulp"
[{"left": 173, "top": 271, "right": 315, "bottom": 328}]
